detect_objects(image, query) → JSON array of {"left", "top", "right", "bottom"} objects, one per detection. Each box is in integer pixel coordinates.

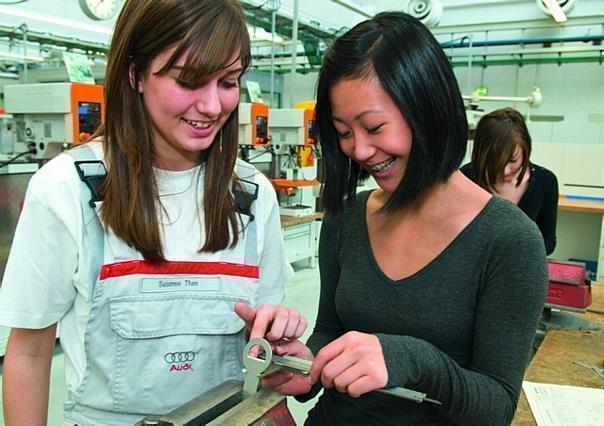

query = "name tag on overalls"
[{"left": 140, "top": 277, "right": 222, "bottom": 293}]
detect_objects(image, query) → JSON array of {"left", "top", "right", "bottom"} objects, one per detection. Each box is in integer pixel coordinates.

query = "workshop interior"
[{"left": 0, "top": 0, "right": 603, "bottom": 424}]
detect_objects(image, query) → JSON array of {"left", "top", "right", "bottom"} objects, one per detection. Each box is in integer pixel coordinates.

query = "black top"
[
  {"left": 460, "top": 162, "right": 559, "bottom": 255},
  {"left": 300, "top": 192, "right": 548, "bottom": 425}
]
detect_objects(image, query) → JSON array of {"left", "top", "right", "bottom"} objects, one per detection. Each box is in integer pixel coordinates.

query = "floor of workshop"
[{"left": 0, "top": 263, "right": 321, "bottom": 425}]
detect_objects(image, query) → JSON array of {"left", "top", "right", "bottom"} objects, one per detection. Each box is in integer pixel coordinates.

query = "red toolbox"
[{"left": 546, "top": 260, "right": 592, "bottom": 309}]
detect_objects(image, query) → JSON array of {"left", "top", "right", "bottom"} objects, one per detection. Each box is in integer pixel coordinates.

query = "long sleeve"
[
  {"left": 535, "top": 168, "right": 559, "bottom": 256},
  {"left": 378, "top": 209, "right": 548, "bottom": 425},
  {"left": 303, "top": 193, "right": 548, "bottom": 425},
  {"left": 294, "top": 213, "right": 345, "bottom": 403},
  {"left": 307, "top": 213, "right": 346, "bottom": 350}
]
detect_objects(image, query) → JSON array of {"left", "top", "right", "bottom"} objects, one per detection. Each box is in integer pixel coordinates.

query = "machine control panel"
[{"left": 238, "top": 102, "right": 270, "bottom": 146}]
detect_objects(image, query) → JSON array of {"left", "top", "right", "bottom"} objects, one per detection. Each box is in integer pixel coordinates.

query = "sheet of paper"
[{"left": 523, "top": 381, "right": 604, "bottom": 426}]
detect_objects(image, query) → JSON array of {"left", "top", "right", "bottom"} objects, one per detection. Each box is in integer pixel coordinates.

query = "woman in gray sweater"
[{"left": 263, "top": 11, "right": 548, "bottom": 425}]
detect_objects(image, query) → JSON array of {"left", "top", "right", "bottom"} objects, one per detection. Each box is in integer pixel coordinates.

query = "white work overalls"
[{"left": 64, "top": 147, "right": 260, "bottom": 425}]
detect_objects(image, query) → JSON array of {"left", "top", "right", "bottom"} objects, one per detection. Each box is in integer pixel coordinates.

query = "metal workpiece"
[
  {"left": 242, "top": 338, "right": 274, "bottom": 398},
  {"left": 242, "top": 337, "right": 315, "bottom": 399}
]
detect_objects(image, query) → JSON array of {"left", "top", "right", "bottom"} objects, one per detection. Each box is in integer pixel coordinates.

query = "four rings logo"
[
  {"left": 164, "top": 351, "right": 195, "bottom": 372},
  {"left": 164, "top": 352, "right": 195, "bottom": 363}
]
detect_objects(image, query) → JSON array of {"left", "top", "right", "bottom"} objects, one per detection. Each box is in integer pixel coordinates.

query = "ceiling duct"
[{"left": 405, "top": 0, "right": 443, "bottom": 28}]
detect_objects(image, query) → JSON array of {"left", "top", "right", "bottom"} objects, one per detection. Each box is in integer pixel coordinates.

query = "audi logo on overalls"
[
  {"left": 164, "top": 351, "right": 195, "bottom": 363},
  {"left": 164, "top": 351, "right": 195, "bottom": 372}
]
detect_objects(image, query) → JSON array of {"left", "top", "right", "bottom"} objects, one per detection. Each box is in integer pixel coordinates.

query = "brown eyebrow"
[{"left": 172, "top": 66, "right": 243, "bottom": 77}]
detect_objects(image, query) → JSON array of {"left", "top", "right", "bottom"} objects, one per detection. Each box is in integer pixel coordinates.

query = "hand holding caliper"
[{"left": 243, "top": 338, "right": 441, "bottom": 405}]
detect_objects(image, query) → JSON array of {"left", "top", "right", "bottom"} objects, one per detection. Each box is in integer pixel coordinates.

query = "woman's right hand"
[
  {"left": 310, "top": 331, "right": 388, "bottom": 398},
  {"left": 261, "top": 339, "right": 314, "bottom": 396}
]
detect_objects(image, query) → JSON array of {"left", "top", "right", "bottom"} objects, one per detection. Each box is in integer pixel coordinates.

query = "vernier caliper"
[{"left": 242, "top": 338, "right": 441, "bottom": 405}]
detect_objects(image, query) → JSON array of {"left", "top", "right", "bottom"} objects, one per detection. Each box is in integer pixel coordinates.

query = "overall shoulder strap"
[
  {"left": 66, "top": 144, "right": 107, "bottom": 208},
  {"left": 233, "top": 161, "right": 259, "bottom": 221},
  {"left": 233, "top": 161, "right": 260, "bottom": 266}
]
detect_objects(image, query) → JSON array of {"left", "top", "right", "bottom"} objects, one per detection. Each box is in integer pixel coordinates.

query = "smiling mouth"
[
  {"left": 370, "top": 157, "right": 395, "bottom": 173},
  {"left": 183, "top": 118, "right": 212, "bottom": 129}
]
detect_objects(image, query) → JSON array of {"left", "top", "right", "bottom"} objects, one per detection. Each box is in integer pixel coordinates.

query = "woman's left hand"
[{"left": 234, "top": 302, "right": 307, "bottom": 342}]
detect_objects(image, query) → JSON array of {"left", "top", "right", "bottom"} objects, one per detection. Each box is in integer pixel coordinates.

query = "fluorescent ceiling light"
[
  {"left": 542, "top": 0, "right": 568, "bottom": 23},
  {"left": 0, "top": 51, "right": 44, "bottom": 61},
  {"left": 0, "top": 5, "right": 112, "bottom": 36}
]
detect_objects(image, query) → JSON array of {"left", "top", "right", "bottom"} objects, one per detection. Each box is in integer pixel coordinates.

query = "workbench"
[
  {"left": 553, "top": 195, "right": 604, "bottom": 281},
  {"left": 280, "top": 212, "right": 323, "bottom": 268},
  {"left": 512, "top": 282, "right": 604, "bottom": 425}
]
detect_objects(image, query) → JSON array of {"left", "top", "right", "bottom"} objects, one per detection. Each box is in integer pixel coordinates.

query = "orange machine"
[
  {"left": 295, "top": 101, "right": 317, "bottom": 146},
  {"left": 303, "top": 107, "right": 316, "bottom": 146},
  {"left": 238, "top": 102, "right": 269, "bottom": 146},
  {"left": 4, "top": 82, "right": 104, "bottom": 159},
  {"left": 70, "top": 83, "right": 105, "bottom": 143}
]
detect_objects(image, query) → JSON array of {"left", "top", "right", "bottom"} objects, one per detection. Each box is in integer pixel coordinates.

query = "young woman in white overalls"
[{"left": 0, "top": 1, "right": 306, "bottom": 424}]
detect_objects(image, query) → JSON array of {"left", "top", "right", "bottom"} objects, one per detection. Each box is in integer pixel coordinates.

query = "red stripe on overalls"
[{"left": 99, "top": 260, "right": 260, "bottom": 280}]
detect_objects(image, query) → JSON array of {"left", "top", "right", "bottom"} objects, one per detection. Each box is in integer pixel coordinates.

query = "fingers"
[
  {"left": 331, "top": 364, "right": 381, "bottom": 398},
  {"left": 260, "top": 339, "right": 315, "bottom": 396},
  {"left": 261, "top": 369, "right": 313, "bottom": 396},
  {"left": 310, "top": 338, "right": 345, "bottom": 386},
  {"left": 272, "top": 339, "right": 314, "bottom": 360},
  {"left": 247, "top": 304, "right": 271, "bottom": 341},
  {"left": 309, "top": 334, "right": 348, "bottom": 384},
  {"left": 234, "top": 303, "right": 308, "bottom": 342},
  {"left": 256, "top": 305, "right": 307, "bottom": 341},
  {"left": 310, "top": 331, "right": 388, "bottom": 398},
  {"left": 234, "top": 302, "right": 255, "bottom": 324},
  {"left": 346, "top": 375, "right": 379, "bottom": 398},
  {"left": 261, "top": 370, "right": 294, "bottom": 389}
]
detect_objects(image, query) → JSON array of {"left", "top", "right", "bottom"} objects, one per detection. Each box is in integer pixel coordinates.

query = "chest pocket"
[{"left": 107, "top": 293, "right": 249, "bottom": 414}]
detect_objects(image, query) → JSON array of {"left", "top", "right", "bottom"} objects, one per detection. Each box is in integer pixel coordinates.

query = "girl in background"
[{"left": 461, "top": 107, "right": 559, "bottom": 255}]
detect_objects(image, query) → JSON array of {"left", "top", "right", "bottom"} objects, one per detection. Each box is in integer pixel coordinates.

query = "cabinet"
[
  {"left": 281, "top": 213, "right": 322, "bottom": 268},
  {"left": 555, "top": 196, "right": 604, "bottom": 281}
]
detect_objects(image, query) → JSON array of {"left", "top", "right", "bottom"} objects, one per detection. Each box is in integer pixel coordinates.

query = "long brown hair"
[
  {"left": 98, "top": 0, "right": 250, "bottom": 260},
  {"left": 471, "top": 107, "right": 531, "bottom": 193}
]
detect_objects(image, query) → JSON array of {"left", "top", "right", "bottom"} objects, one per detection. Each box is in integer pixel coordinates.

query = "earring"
[{"left": 218, "top": 130, "right": 223, "bottom": 154}]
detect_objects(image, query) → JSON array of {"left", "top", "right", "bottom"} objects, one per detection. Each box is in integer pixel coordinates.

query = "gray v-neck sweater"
[{"left": 302, "top": 191, "right": 548, "bottom": 425}]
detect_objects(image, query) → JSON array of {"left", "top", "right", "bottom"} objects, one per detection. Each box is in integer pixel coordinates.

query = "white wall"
[
  {"left": 455, "top": 61, "right": 604, "bottom": 196},
  {"left": 282, "top": 72, "right": 318, "bottom": 108},
  {"left": 283, "top": 59, "right": 604, "bottom": 195}
]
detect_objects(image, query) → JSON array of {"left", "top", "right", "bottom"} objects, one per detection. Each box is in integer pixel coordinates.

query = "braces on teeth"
[{"left": 372, "top": 158, "right": 395, "bottom": 172}]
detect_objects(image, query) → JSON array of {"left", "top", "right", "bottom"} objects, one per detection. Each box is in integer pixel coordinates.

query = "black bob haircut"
[{"left": 316, "top": 11, "right": 468, "bottom": 215}]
